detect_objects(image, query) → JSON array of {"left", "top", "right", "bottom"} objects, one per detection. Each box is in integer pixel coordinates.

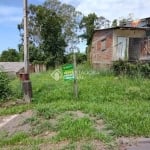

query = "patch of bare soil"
[
  {"left": 67, "top": 140, "right": 107, "bottom": 150},
  {"left": 39, "top": 140, "right": 69, "bottom": 150},
  {"left": 0, "top": 110, "right": 33, "bottom": 136},
  {"left": 37, "top": 131, "right": 57, "bottom": 139},
  {"left": 66, "top": 110, "right": 89, "bottom": 118},
  {"left": 92, "top": 140, "right": 107, "bottom": 150}
]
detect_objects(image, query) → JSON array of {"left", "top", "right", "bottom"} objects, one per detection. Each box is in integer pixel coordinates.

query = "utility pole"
[
  {"left": 24, "top": 0, "right": 29, "bottom": 74},
  {"left": 73, "top": 46, "right": 78, "bottom": 98},
  {"left": 21, "top": 0, "right": 32, "bottom": 102}
]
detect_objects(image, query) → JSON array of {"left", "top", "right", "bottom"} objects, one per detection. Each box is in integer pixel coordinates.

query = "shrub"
[
  {"left": 112, "top": 60, "right": 150, "bottom": 78},
  {"left": 0, "top": 72, "right": 11, "bottom": 101}
]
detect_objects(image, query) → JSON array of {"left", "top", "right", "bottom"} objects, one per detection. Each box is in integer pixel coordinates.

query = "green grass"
[
  {"left": 0, "top": 65, "right": 150, "bottom": 148},
  {"left": 54, "top": 116, "right": 95, "bottom": 141},
  {"left": 0, "top": 104, "right": 33, "bottom": 115},
  {"left": 0, "top": 132, "right": 28, "bottom": 146}
]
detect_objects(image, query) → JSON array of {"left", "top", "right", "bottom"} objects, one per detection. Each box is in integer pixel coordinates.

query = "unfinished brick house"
[{"left": 90, "top": 18, "right": 150, "bottom": 69}]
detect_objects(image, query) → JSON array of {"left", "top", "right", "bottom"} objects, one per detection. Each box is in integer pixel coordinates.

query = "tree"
[
  {"left": 36, "top": 6, "right": 66, "bottom": 66},
  {"left": 18, "top": 0, "right": 82, "bottom": 67},
  {"left": 28, "top": 44, "right": 45, "bottom": 63},
  {"left": 119, "top": 13, "right": 135, "bottom": 26},
  {"left": 111, "top": 19, "right": 118, "bottom": 27},
  {"left": 43, "top": 0, "right": 82, "bottom": 43},
  {"left": 119, "top": 18, "right": 128, "bottom": 26},
  {"left": 94, "top": 16, "right": 110, "bottom": 29},
  {"left": 0, "top": 49, "right": 20, "bottom": 62},
  {"left": 79, "top": 13, "right": 98, "bottom": 46},
  {"left": 79, "top": 13, "right": 110, "bottom": 46}
]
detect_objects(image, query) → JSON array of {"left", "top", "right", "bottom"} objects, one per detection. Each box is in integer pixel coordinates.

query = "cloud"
[
  {"left": 0, "top": 6, "right": 22, "bottom": 23},
  {"left": 75, "top": 0, "right": 150, "bottom": 21}
]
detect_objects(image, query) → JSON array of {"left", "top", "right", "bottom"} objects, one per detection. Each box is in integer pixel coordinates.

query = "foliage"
[
  {"left": 29, "top": 45, "right": 45, "bottom": 64},
  {"left": 64, "top": 52, "right": 87, "bottom": 64},
  {"left": 0, "top": 72, "right": 11, "bottom": 101},
  {"left": 119, "top": 13, "right": 134, "bottom": 26},
  {"left": 79, "top": 13, "right": 98, "bottom": 46},
  {"left": 35, "top": 5, "right": 66, "bottom": 67},
  {"left": 112, "top": 60, "right": 150, "bottom": 78},
  {"left": 119, "top": 18, "right": 128, "bottom": 26},
  {"left": 0, "top": 49, "right": 20, "bottom": 62},
  {"left": 43, "top": 0, "right": 82, "bottom": 43},
  {"left": 94, "top": 16, "right": 110, "bottom": 29},
  {"left": 111, "top": 19, "right": 118, "bottom": 27},
  {"left": 18, "top": 0, "right": 82, "bottom": 67}
]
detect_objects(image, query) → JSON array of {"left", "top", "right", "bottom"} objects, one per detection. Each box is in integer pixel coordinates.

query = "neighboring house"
[
  {"left": 0, "top": 62, "right": 47, "bottom": 77},
  {"left": 0, "top": 62, "right": 35, "bottom": 76},
  {"left": 90, "top": 26, "right": 150, "bottom": 69},
  {"left": 121, "top": 17, "right": 150, "bottom": 28}
]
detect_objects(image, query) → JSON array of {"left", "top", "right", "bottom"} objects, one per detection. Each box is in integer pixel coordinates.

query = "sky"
[{"left": 0, "top": 0, "right": 150, "bottom": 53}]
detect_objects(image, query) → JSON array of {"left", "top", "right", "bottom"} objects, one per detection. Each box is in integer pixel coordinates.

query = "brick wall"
[{"left": 90, "top": 29, "right": 113, "bottom": 69}]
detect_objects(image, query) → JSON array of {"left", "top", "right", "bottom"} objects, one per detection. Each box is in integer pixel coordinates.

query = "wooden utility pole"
[
  {"left": 22, "top": 0, "right": 32, "bottom": 102},
  {"left": 24, "top": 0, "right": 29, "bottom": 74},
  {"left": 73, "top": 47, "right": 78, "bottom": 98}
]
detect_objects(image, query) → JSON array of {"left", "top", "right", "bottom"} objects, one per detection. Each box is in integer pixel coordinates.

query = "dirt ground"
[
  {"left": 0, "top": 110, "right": 32, "bottom": 136},
  {"left": 0, "top": 107, "right": 150, "bottom": 150}
]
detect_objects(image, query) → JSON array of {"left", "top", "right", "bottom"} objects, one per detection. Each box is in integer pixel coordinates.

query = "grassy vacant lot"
[{"left": 0, "top": 65, "right": 150, "bottom": 149}]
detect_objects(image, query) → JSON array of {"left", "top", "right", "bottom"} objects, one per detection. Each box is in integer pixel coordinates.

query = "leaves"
[
  {"left": 79, "top": 13, "right": 98, "bottom": 46},
  {"left": 0, "top": 72, "right": 11, "bottom": 100},
  {"left": 18, "top": 0, "right": 82, "bottom": 67},
  {"left": 0, "top": 49, "right": 20, "bottom": 62}
]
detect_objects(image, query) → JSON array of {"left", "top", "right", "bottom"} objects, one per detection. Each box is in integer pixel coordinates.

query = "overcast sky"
[{"left": 0, "top": 0, "right": 149, "bottom": 53}]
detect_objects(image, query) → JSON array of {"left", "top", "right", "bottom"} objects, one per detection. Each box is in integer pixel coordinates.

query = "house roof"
[
  {"left": 0, "top": 62, "right": 24, "bottom": 73},
  {"left": 94, "top": 26, "right": 150, "bottom": 32}
]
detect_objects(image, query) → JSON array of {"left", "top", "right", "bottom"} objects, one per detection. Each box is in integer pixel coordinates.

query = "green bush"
[
  {"left": 112, "top": 60, "right": 150, "bottom": 78},
  {"left": 0, "top": 72, "right": 11, "bottom": 101}
]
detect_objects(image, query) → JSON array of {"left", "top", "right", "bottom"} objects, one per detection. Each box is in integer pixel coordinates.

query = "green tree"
[
  {"left": 43, "top": 0, "right": 82, "bottom": 42},
  {"left": 111, "top": 19, "right": 118, "bottom": 27},
  {"left": 0, "top": 49, "right": 20, "bottom": 62},
  {"left": 18, "top": 0, "right": 82, "bottom": 67},
  {"left": 95, "top": 16, "right": 110, "bottom": 29},
  {"left": 36, "top": 5, "right": 66, "bottom": 66},
  {"left": 28, "top": 44, "right": 45, "bottom": 63},
  {"left": 79, "top": 13, "right": 98, "bottom": 46}
]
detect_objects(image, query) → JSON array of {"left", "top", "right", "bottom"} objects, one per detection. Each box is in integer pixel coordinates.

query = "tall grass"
[{"left": 2, "top": 65, "right": 150, "bottom": 138}]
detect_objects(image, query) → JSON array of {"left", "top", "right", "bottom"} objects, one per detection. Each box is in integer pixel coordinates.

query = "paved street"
[{"left": 127, "top": 143, "right": 150, "bottom": 150}]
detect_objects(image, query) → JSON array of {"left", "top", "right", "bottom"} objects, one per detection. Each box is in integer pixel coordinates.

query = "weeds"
[
  {"left": 54, "top": 116, "right": 95, "bottom": 141},
  {"left": 0, "top": 65, "right": 150, "bottom": 148},
  {"left": 0, "top": 132, "right": 28, "bottom": 146},
  {"left": 0, "top": 104, "right": 33, "bottom": 116}
]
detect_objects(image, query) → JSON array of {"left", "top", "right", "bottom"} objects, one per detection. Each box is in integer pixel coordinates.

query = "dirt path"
[
  {"left": 0, "top": 110, "right": 32, "bottom": 135},
  {"left": 0, "top": 110, "right": 150, "bottom": 150}
]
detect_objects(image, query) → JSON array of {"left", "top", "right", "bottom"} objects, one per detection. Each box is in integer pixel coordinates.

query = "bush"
[
  {"left": 0, "top": 72, "right": 11, "bottom": 101},
  {"left": 112, "top": 60, "right": 150, "bottom": 78}
]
